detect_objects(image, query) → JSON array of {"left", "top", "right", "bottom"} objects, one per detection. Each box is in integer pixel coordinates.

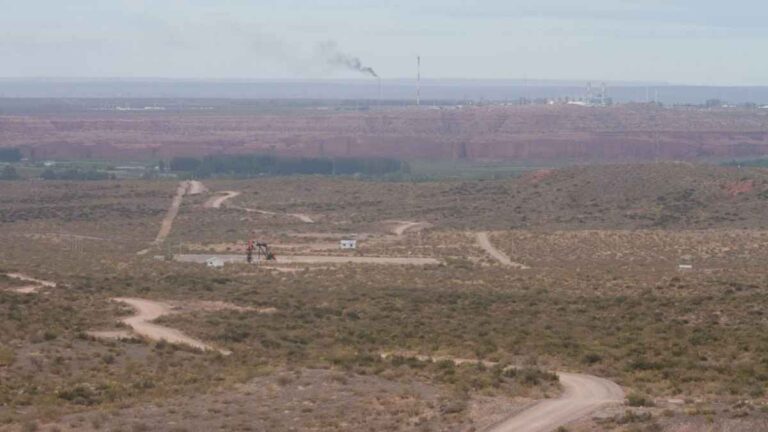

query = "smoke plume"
[{"left": 318, "top": 41, "right": 378, "bottom": 78}]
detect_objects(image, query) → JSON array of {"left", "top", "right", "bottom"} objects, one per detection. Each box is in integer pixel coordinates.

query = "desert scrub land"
[{"left": 4, "top": 164, "right": 768, "bottom": 431}]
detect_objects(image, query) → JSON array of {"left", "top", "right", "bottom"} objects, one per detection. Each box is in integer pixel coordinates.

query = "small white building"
[
  {"left": 340, "top": 239, "right": 357, "bottom": 250},
  {"left": 206, "top": 257, "right": 225, "bottom": 268}
]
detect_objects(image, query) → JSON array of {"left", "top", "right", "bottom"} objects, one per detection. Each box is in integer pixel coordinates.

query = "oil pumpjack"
[{"left": 246, "top": 240, "right": 275, "bottom": 263}]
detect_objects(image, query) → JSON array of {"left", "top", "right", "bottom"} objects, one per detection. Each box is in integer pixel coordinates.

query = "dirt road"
[
  {"left": 204, "top": 191, "right": 241, "bottom": 209},
  {"left": 476, "top": 232, "right": 530, "bottom": 269},
  {"left": 235, "top": 206, "right": 314, "bottom": 223},
  {"left": 187, "top": 180, "right": 208, "bottom": 195},
  {"left": 153, "top": 181, "right": 189, "bottom": 245},
  {"left": 5, "top": 273, "right": 57, "bottom": 294},
  {"left": 138, "top": 181, "right": 190, "bottom": 255},
  {"left": 487, "top": 372, "right": 624, "bottom": 432},
  {"left": 391, "top": 221, "right": 431, "bottom": 236},
  {"left": 167, "top": 254, "right": 441, "bottom": 266},
  {"left": 204, "top": 188, "right": 314, "bottom": 223},
  {"left": 113, "top": 298, "right": 231, "bottom": 355},
  {"left": 381, "top": 351, "right": 623, "bottom": 432}
]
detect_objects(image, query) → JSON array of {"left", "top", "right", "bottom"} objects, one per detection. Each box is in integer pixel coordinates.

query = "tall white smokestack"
[{"left": 417, "top": 56, "right": 421, "bottom": 106}]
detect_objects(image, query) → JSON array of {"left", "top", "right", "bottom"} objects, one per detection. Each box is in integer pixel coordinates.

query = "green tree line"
[{"left": 0, "top": 148, "right": 22, "bottom": 162}]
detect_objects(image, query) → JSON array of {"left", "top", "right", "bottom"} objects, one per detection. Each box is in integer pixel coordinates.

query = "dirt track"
[
  {"left": 476, "top": 232, "right": 530, "bottom": 269},
  {"left": 235, "top": 206, "right": 314, "bottom": 223},
  {"left": 187, "top": 180, "right": 208, "bottom": 195},
  {"left": 137, "top": 181, "right": 189, "bottom": 255},
  {"left": 391, "top": 221, "right": 431, "bottom": 236},
  {"left": 167, "top": 254, "right": 441, "bottom": 266},
  {"left": 153, "top": 181, "right": 189, "bottom": 245},
  {"left": 112, "top": 298, "right": 231, "bottom": 355},
  {"left": 204, "top": 191, "right": 241, "bottom": 209},
  {"left": 487, "top": 372, "right": 624, "bottom": 432},
  {"left": 5, "top": 273, "right": 57, "bottom": 294},
  {"left": 382, "top": 351, "right": 623, "bottom": 432},
  {"left": 204, "top": 188, "right": 314, "bottom": 223}
]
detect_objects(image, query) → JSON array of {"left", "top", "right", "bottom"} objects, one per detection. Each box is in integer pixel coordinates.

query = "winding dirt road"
[
  {"left": 487, "top": 372, "right": 624, "bottom": 432},
  {"left": 382, "top": 351, "right": 623, "bottom": 432},
  {"left": 476, "top": 232, "right": 530, "bottom": 269},
  {"left": 204, "top": 188, "right": 314, "bottom": 223},
  {"left": 113, "top": 297, "right": 231, "bottom": 355},
  {"left": 204, "top": 191, "right": 241, "bottom": 209}
]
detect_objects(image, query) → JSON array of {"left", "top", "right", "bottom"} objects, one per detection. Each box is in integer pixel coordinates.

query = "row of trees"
[
  {"left": 40, "top": 168, "right": 114, "bottom": 180},
  {"left": 0, "top": 148, "right": 22, "bottom": 162},
  {"left": 0, "top": 166, "right": 115, "bottom": 181},
  {"left": 169, "top": 154, "right": 408, "bottom": 178}
]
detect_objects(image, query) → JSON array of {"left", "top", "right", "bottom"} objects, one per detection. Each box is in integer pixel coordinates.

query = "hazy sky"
[{"left": 1, "top": 0, "right": 766, "bottom": 85}]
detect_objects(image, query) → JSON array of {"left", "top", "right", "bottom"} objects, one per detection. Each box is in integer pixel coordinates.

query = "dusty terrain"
[
  {"left": 4, "top": 164, "right": 768, "bottom": 431},
  {"left": 3, "top": 104, "right": 768, "bottom": 162}
]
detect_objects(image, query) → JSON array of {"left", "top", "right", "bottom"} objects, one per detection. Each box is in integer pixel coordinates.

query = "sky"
[{"left": 0, "top": 0, "right": 766, "bottom": 85}]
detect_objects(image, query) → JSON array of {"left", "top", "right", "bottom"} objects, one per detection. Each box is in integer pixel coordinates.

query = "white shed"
[
  {"left": 206, "top": 257, "right": 225, "bottom": 268},
  {"left": 340, "top": 239, "right": 357, "bottom": 250}
]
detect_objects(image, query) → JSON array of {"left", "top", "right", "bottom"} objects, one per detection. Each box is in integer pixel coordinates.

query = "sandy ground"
[
  {"left": 5, "top": 273, "right": 57, "bottom": 294},
  {"left": 476, "top": 232, "right": 530, "bottom": 269},
  {"left": 487, "top": 372, "right": 624, "bottom": 432},
  {"left": 110, "top": 298, "right": 231, "bottom": 355},
  {"left": 164, "top": 254, "right": 441, "bottom": 266}
]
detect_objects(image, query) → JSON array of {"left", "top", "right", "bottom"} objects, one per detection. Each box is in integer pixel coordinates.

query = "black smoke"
[{"left": 318, "top": 41, "right": 378, "bottom": 78}]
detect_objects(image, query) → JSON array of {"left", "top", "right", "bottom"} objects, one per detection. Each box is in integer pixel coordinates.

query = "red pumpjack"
[{"left": 246, "top": 240, "right": 276, "bottom": 263}]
